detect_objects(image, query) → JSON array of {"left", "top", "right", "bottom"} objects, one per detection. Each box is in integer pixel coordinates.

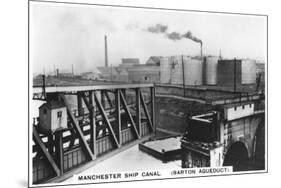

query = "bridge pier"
[{"left": 181, "top": 102, "right": 265, "bottom": 171}]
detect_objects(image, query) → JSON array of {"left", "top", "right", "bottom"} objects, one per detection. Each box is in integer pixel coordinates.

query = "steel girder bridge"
[{"left": 31, "top": 83, "right": 155, "bottom": 184}]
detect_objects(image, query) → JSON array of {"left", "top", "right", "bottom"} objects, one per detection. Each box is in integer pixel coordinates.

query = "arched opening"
[{"left": 223, "top": 142, "right": 249, "bottom": 171}]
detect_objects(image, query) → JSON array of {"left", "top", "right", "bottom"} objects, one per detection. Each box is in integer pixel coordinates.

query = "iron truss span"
[{"left": 33, "top": 83, "right": 154, "bottom": 94}]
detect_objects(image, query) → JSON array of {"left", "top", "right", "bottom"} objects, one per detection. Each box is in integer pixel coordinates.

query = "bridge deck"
[{"left": 33, "top": 83, "right": 154, "bottom": 94}]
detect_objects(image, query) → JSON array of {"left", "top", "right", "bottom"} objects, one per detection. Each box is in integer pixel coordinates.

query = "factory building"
[
  {"left": 97, "top": 66, "right": 118, "bottom": 81},
  {"left": 116, "top": 69, "right": 129, "bottom": 83},
  {"left": 120, "top": 58, "right": 140, "bottom": 68},
  {"left": 98, "top": 57, "right": 161, "bottom": 83},
  {"left": 118, "top": 57, "right": 160, "bottom": 83},
  {"left": 127, "top": 64, "right": 160, "bottom": 83}
]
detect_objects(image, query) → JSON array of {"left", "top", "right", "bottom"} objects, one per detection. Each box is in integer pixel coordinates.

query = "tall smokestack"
[{"left": 105, "top": 35, "right": 108, "bottom": 67}]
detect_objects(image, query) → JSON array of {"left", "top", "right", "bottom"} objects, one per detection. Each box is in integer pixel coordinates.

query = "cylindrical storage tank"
[
  {"left": 241, "top": 59, "right": 256, "bottom": 84},
  {"left": 205, "top": 56, "right": 219, "bottom": 85},
  {"left": 184, "top": 58, "right": 203, "bottom": 85},
  {"left": 217, "top": 59, "right": 242, "bottom": 86},
  {"left": 160, "top": 57, "right": 172, "bottom": 83},
  {"left": 171, "top": 55, "right": 184, "bottom": 85}
]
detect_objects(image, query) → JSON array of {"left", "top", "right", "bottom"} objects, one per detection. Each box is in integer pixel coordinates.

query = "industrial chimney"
[{"left": 105, "top": 35, "right": 108, "bottom": 67}]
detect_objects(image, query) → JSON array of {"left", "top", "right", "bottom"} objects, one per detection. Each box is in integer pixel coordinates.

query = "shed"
[{"left": 39, "top": 101, "right": 67, "bottom": 134}]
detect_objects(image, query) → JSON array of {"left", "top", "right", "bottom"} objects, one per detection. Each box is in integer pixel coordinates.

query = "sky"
[{"left": 30, "top": 1, "right": 267, "bottom": 74}]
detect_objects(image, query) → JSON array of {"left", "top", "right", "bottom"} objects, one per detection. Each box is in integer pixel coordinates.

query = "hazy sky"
[{"left": 30, "top": 1, "right": 267, "bottom": 74}]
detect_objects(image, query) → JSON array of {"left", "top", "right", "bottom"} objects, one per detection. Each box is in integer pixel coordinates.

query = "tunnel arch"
[{"left": 223, "top": 141, "right": 250, "bottom": 171}]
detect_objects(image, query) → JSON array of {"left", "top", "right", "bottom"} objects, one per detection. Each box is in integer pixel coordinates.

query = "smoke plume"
[
  {"left": 147, "top": 23, "right": 168, "bottom": 33},
  {"left": 182, "top": 31, "right": 202, "bottom": 44},
  {"left": 166, "top": 32, "right": 182, "bottom": 41},
  {"left": 146, "top": 23, "right": 202, "bottom": 44}
]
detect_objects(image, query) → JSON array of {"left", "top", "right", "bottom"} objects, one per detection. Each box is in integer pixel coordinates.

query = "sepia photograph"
[{"left": 29, "top": 0, "right": 267, "bottom": 187}]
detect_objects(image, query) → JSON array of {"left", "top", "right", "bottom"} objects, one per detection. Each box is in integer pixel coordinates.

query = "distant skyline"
[{"left": 30, "top": 1, "right": 267, "bottom": 74}]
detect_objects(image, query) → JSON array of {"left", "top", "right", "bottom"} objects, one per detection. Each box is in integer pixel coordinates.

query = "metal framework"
[{"left": 31, "top": 84, "right": 155, "bottom": 184}]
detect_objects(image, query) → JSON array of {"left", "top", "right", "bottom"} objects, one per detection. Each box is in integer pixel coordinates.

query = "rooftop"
[
  {"left": 39, "top": 101, "right": 65, "bottom": 110},
  {"left": 142, "top": 136, "right": 181, "bottom": 153}
]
